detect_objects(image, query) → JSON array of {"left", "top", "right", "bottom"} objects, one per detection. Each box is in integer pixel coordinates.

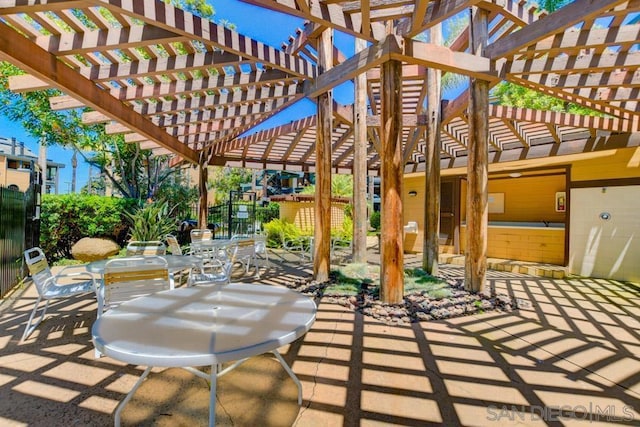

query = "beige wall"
[
  {"left": 569, "top": 186, "right": 640, "bottom": 282},
  {"left": 1, "top": 156, "right": 32, "bottom": 191},
  {"left": 472, "top": 175, "right": 566, "bottom": 224},
  {"left": 571, "top": 147, "right": 640, "bottom": 181},
  {"left": 279, "top": 201, "right": 347, "bottom": 233}
]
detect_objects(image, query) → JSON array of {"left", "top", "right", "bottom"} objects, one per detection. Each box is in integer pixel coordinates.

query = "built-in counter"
[{"left": 460, "top": 221, "right": 565, "bottom": 265}]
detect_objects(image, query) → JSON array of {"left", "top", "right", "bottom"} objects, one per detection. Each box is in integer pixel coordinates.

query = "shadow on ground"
[{"left": 1, "top": 249, "right": 639, "bottom": 426}]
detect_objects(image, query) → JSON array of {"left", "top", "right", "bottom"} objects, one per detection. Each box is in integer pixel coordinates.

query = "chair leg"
[{"left": 21, "top": 296, "right": 48, "bottom": 341}]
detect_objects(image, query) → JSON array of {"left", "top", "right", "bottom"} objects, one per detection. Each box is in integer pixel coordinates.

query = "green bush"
[
  {"left": 263, "top": 218, "right": 309, "bottom": 248},
  {"left": 125, "top": 201, "right": 177, "bottom": 242},
  {"left": 332, "top": 215, "right": 353, "bottom": 241},
  {"left": 256, "top": 202, "right": 279, "bottom": 225},
  {"left": 41, "top": 194, "right": 136, "bottom": 261},
  {"left": 370, "top": 211, "right": 381, "bottom": 230}
]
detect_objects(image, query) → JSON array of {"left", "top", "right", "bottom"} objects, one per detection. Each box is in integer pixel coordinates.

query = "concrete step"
[{"left": 438, "top": 253, "right": 567, "bottom": 279}]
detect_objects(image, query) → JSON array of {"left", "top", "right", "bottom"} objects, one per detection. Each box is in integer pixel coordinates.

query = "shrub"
[
  {"left": 41, "top": 194, "right": 136, "bottom": 261},
  {"left": 332, "top": 215, "right": 353, "bottom": 241},
  {"left": 256, "top": 202, "right": 279, "bottom": 225},
  {"left": 262, "top": 218, "right": 308, "bottom": 248},
  {"left": 125, "top": 201, "right": 177, "bottom": 242},
  {"left": 370, "top": 211, "right": 381, "bottom": 230}
]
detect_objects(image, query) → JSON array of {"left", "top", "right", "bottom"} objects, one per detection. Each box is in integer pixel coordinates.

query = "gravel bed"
[{"left": 286, "top": 275, "right": 521, "bottom": 326}]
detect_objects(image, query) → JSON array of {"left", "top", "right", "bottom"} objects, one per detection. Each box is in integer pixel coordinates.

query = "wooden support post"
[
  {"left": 198, "top": 156, "right": 209, "bottom": 229},
  {"left": 380, "top": 58, "right": 404, "bottom": 304},
  {"left": 423, "top": 25, "right": 442, "bottom": 275},
  {"left": 465, "top": 7, "right": 489, "bottom": 293},
  {"left": 353, "top": 37, "right": 368, "bottom": 264},
  {"left": 314, "top": 28, "right": 333, "bottom": 282}
]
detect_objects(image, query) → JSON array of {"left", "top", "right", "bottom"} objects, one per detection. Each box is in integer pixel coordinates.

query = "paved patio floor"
[{"left": 0, "top": 249, "right": 638, "bottom": 426}]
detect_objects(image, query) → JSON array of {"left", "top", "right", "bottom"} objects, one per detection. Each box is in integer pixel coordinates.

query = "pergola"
[{"left": 1, "top": 0, "right": 638, "bottom": 302}]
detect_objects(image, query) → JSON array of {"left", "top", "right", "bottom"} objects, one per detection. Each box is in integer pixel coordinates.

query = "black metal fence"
[
  {"left": 209, "top": 191, "right": 257, "bottom": 239},
  {"left": 0, "top": 184, "right": 39, "bottom": 298}
]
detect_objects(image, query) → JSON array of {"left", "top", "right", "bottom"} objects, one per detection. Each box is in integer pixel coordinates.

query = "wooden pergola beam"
[
  {"left": 135, "top": 84, "right": 302, "bottom": 115},
  {"left": 240, "top": 0, "right": 385, "bottom": 41},
  {"left": 397, "top": 0, "right": 483, "bottom": 38},
  {"left": 485, "top": 0, "right": 629, "bottom": 59},
  {"left": 34, "top": 25, "right": 186, "bottom": 55},
  {"left": 490, "top": 105, "right": 639, "bottom": 132},
  {"left": 304, "top": 34, "right": 401, "bottom": 98},
  {"left": 401, "top": 131, "right": 640, "bottom": 173},
  {"left": 215, "top": 116, "right": 317, "bottom": 154},
  {"left": 112, "top": 69, "right": 295, "bottom": 101},
  {"left": 83, "top": 51, "right": 248, "bottom": 82},
  {"left": 90, "top": 0, "right": 316, "bottom": 78},
  {"left": 395, "top": 40, "right": 497, "bottom": 81},
  {"left": 0, "top": 22, "right": 197, "bottom": 163}
]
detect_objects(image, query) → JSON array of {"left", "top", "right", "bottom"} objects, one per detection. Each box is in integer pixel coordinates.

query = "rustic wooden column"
[
  {"left": 197, "top": 159, "right": 209, "bottom": 229},
  {"left": 423, "top": 26, "right": 442, "bottom": 275},
  {"left": 465, "top": 7, "right": 489, "bottom": 293},
  {"left": 380, "top": 57, "right": 404, "bottom": 304},
  {"left": 314, "top": 28, "right": 333, "bottom": 282},
  {"left": 353, "top": 37, "right": 368, "bottom": 264}
]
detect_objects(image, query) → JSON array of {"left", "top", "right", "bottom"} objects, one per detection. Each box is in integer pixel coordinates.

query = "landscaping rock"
[{"left": 71, "top": 237, "right": 120, "bottom": 262}]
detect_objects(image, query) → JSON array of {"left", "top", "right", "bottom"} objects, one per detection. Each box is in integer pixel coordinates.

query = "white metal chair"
[
  {"left": 231, "top": 236, "right": 258, "bottom": 276},
  {"left": 331, "top": 237, "right": 353, "bottom": 260},
  {"left": 165, "top": 234, "right": 183, "bottom": 255},
  {"left": 282, "top": 233, "right": 312, "bottom": 262},
  {"left": 21, "top": 247, "right": 97, "bottom": 341},
  {"left": 190, "top": 229, "right": 212, "bottom": 243},
  {"left": 188, "top": 243, "right": 236, "bottom": 286},
  {"left": 126, "top": 240, "right": 166, "bottom": 256},
  {"left": 99, "top": 256, "right": 173, "bottom": 315},
  {"left": 254, "top": 234, "right": 269, "bottom": 267}
]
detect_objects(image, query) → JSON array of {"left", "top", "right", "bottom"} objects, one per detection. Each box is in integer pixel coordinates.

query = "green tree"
[
  {"left": 300, "top": 174, "right": 353, "bottom": 197},
  {"left": 208, "top": 167, "right": 253, "bottom": 204}
]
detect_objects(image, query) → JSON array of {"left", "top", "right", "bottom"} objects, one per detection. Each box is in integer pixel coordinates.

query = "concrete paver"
[{"left": 0, "top": 250, "right": 638, "bottom": 426}]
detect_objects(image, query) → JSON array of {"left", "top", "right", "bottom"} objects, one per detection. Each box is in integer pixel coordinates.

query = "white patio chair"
[
  {"left": 99, "top": 256, "right": 173, "bottom": 315},
  {"left": 126, "top": 240, "right": 166, "bottom": 256},
  {"left": 188, "top": 243, "right": 236, "bottom": 286},
  {"left": 282, "top": 233, "right": 312, "bottom": 262},
  {"left": 231, "top": 236, "right": 258, "bottom": 276},
  {"left": 331, "top": 237, "right": 353, "bottom": 260},
  {"left": 254, "top": 234, "right": 269, "bottom": 266},
  {"left": 21, "top": 247, "right": 97, "bottom": 341},
  {"left": 190, "top": 229, "right": 212, "bottom": 243},
  {"left": 165, "top": 234, "right": 183, "bottom": 255}
]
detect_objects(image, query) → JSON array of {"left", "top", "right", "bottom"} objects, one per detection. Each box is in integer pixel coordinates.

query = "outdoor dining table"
[
  {"left": 91, "top": 283, "right": 317, "bottom": 427},
  {"left": 86, "top": 254, "right": 203, "bottom": 276}
]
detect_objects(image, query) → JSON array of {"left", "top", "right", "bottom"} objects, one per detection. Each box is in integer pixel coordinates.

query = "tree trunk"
[
  {"left": 380, "top": 58, "right": 404, "bottom": 304},
  {"left": 313, "top": 28, "right": 333, "bottom": 282},
  {"left": 423, "top": 25, "right": 443, "bottom": 276},
  {"left": 353, "top": 37, "right": 368, "bottom": 264},
  {"left": 465, "top": 7, "right": 489, "bottom": 293}
]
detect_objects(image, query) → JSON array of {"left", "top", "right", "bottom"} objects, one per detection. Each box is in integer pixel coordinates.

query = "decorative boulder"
[{"left": 71, "top": 237, "right": 120, "bottom": 262}]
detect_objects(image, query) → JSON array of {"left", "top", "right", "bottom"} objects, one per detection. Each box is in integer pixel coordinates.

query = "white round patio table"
[
  {"left": 92, "top": 283, "right": 317, "bottom": 426},
  {"left": 86, "top": 254, "right": 202, "bottom": 275}
]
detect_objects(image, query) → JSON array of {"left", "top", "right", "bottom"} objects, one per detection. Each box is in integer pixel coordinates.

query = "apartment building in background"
[{"left": 0, "top": 136, "right": 64, "bottom": 194}]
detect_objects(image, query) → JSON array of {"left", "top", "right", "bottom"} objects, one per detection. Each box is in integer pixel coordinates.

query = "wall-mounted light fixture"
[{"left": 408, "top": 190, "right": 418, "bottom": 197}]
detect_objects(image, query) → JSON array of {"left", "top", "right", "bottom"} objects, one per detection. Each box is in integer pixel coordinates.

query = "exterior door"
[{"left": 440, "top": 178, "right": 460, "bottom": 253}]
